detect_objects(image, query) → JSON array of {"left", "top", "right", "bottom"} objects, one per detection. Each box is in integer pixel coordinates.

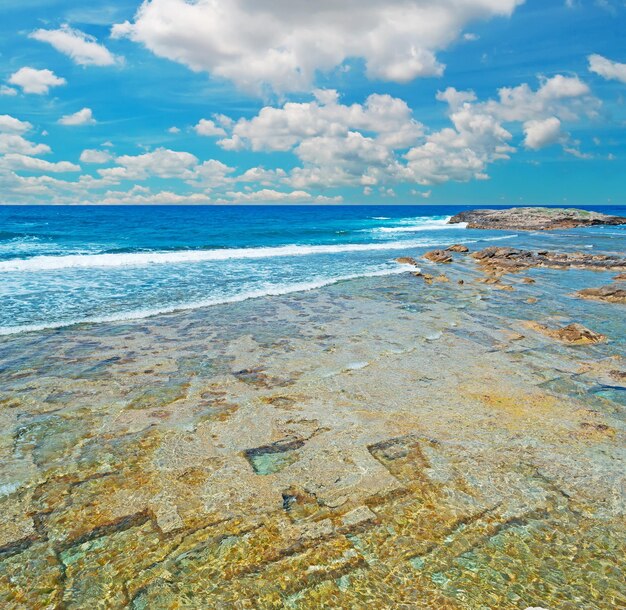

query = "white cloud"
[
  {"left": 523, "top": 117, "right": 562, "bottom": 149},
  {"left": 0, "top": 86, "right": 17, "bottom": 96},
  {"left": 218, "top": 189, "right": 342, "bottom": 204},
  {"left": 403, "top": 75, "right": 594, "bottom": 184},
  {"left": 220, "top": 90, "right": 423, "bottom": 153},
  {"left": 99, "top": 148, "right": 199, "bottom": 180},
  {"left": 8, "top": 67, "right": 66, "bottom": 95},
  {"left": 100, "top": 188, "right": 211, "bottom": 205},
  {"left": 30, "top": 25, "right": 119, "bottom": 66},
  {"left": 210, "top": 74, "right": 595, "bottom": 190},
  {"left": 588, "top": 54, "right": 626, "bottom": 84},
  {"left": 168, "top": 126, "right": 180, "bottom": 134},
  {"left": 0, "top": 115, "right": 32, "bottom": 133},
  {"left": 0, "top": 134, "right": 50, "bottom": 156},
  {"left": 112, "top": 0, "right": 523, "bottom": 93},
  {"left": 188, "top": 159, "right": 235, "bottom": 188},
  {"left": 80, "top": 149, "right": 113, "bottom": 163},
  {"left": 58, "top": 108, "right": 97, "bottom": 126},
  {"left": 1, "top": 154, "right": 80, "bottom": 173},
  {"left": 194, "top": 119, "right": 226, "bottom": 137}
]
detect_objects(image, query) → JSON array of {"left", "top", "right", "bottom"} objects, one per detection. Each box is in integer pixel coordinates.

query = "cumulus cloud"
[
  {"left": 30, "top": 25, "right": 120, "bottom": 66},
  {"left": 2, "top": 72, "right": 597, "bottom": 203},
  {"left": 194, "top": 119, "right": 226, "bottom": 137},
  {"left": 0, "top": 86, "right": 17, "bottom": 96},
  {"left": 218, "top": 189, "right": 342, "bottom": 204},
  {"left": 100, "top": 187, "right": 211, "bottom": 205},
  {"left": 0, "top": 115, "right": 32, "bottom": 133},
  {"left": 523, "top": 117, "right": 562, "bottom": 149},
  {"left": 99, "top": 148, "right": 199, "bottom": 180},
  {"left": 403, "top": 75, "right": 595, "bottom": 184},
  {"left": 588, "top": 54, "right": 626, "bottom": 84},
  {"left": 58, "top": 108, "right": 97, "bottom": 126},
  {"left": 0, "top": 154, "right": 80, "bottom": 173},
  {"left": 214, "top": 74, "right": 596, "bottom": 189},
  {"left": 80, "top": 149, "right": 113, "bottom": 163},
  {"left": 8, "top": 67, "right": 66, "bottom": 95},
  {"left": 219, "top": 90, "right": 423, "bottom": 152},
  {"left": 112, "top": 0, "right": 523, "bottom": 93},
  {"left": 0, "top": 134, "right": 50, "bottom": 156}
]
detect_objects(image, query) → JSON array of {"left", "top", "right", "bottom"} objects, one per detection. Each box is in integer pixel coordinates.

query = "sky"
[{"left": 0, "top": 0, "right": 625, "bottom": 206}]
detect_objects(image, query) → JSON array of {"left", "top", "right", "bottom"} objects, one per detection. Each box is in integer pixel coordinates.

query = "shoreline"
[{"left": 0, "top": 223, "right": 624, "bottom": 608}]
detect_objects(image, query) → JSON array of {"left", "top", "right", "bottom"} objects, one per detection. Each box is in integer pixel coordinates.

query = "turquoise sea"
[{"left": 0, "top": 204, "right": 624, "bottom": 335}]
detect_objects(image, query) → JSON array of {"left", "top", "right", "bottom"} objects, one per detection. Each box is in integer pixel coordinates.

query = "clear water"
[{"left": 0, "top": 204, "right": 624, "bottom": 335}]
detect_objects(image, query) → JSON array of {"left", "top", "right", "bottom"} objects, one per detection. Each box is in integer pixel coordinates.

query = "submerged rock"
[
  {"left": 524, "top": 322, "right": 607, "bottom": 345},
  {"left": 448, "top": 207, "right": 626, "bottom": 231},
  {"left": 423, "top": 250, "right": 453, "bottom": 264},
  {"left": 577, "top": 285, "right": 626, "bottom": 304}
]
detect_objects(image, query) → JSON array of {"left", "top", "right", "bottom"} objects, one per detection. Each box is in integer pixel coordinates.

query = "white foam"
[
  {"left": 374, "top": 219, "right": 466, "bottom": 233},
  {"left": 0, "top": 240, "right": 442, "bottom": 272},
  {"left": 0, "top": 266, "right": 415, "bottom": 336},
  {"left": 478, "top": 234, "right": 519, "bottom": 242}
]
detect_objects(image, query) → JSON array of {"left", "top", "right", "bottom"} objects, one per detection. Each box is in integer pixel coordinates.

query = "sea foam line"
[
  {"left": 0, "top": 239, "right": 444, "bottom": 272},
  {"left": 0, "top": 266, "right": 415, "bottom": 336}
]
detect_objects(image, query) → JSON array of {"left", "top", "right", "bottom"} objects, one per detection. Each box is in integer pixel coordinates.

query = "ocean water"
[{"left": 0, "top": 204, "right": 624, "bottom": 335}]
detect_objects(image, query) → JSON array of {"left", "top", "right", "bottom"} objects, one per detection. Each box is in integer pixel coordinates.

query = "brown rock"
[
  {"left": 609, "top": 370, "right": 626, "bottom": 382},
  {"left": 424, "top": 249, "right": 452, "bottom": 264},
  {"left": 446, "top": 244, "right": 469, "bottom": 253},
  {"left": 448, "top": 207, "right": 626, "bottom": 231},
  {"left": 526, "top": 297, "right": 538, "bottom": 304},
  {"left": 614, "top": 273, "right": 626, "bottom": 281},
  {"left": 412, "top": 272, "right": 434, "bottom": 284},
  {"left": 470, "top": 246, "right": 626, "bottom": 277},
  {"left": 434, "top": 274, "right": 450, "bottom": 283},
  {"left": 576, "top": 285, "right": 626, "bottom": 304},
  {"left": 522, "top": 277, "right": 536, "bottom": 284},
  {"left": 524, "top": 321, "right": 607, "bottom": 345},
  {"left": 395, "top": 257, "right": 419, "bottom": 267}
]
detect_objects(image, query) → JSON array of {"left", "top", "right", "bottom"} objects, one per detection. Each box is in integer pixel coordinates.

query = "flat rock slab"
[{"left": 449, "top": 207, "right": 626, "bottom": 231}]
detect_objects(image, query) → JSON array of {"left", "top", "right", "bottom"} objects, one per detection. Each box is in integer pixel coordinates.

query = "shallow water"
[{"left": 0, "top": 207, "right": 625, "bottom": 608}]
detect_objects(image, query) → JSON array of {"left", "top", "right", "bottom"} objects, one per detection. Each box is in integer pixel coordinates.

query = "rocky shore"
[
  {"left": 1, "top": 230, "right": 624, "bottom": 609},
  {"left": 448, "top": 207, "right": 626, "bottom": 231}
]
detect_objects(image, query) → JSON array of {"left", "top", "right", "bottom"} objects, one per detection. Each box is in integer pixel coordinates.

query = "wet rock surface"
[
  {"left": 576, "top": 284, "right": 626, "bottom": 304},
  {"left": 446, "top": 244, "right": 469, "bottom": 253},
  {"left": 524, "top": 322, "right": 607, "bottom": 345},
  {"left": 424, "top": 249, "right": 453, "bottom": 263},
  {"left": 471, "top": 246, "right": 626, "bottom": 276},
  {"left": 449, "top": 207, "right": 626, "bottom": 231},
  {"left": 0, "top": 241, "right": 625, "bottom": 609}
]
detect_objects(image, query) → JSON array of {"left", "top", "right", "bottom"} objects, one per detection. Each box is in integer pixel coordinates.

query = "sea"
[{"left": 0, "top": 204, "right": 624, "bottom": 336}]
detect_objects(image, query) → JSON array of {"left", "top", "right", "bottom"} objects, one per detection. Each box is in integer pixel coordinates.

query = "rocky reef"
[
  {"left": 470, "top": 247, "right": 626, "bottom": 276},
  {"left": 448, "top": 207, "right": 626, "bottom": 231},
  {"left": 1, "top": 236, "right": 625, "bottom": 608}
]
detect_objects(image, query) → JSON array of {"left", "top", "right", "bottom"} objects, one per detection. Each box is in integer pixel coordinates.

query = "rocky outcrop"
[
  {"left": 446, "top": 244, "right": 469, "bottom": 253},
  {"left": 448, "top": 207, "right": 626, "bottom": 231},
  {"left": 576, "top": 285, "right": 626, "bottom": 304},
  {"left": 471, "top": 247, "right": 626, "bottom": 276},
  {"left": 395, "top": 257, "right": 419, "bottom": 267},
  {"left": 423, "top": 250, "right": 452, "bottom": 264},
  {"left": 524, "top": 322, "right": 607, "bottom": 345}
]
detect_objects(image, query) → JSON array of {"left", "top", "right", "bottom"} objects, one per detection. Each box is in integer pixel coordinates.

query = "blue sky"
[{"left": 0, "top": 0, "right": 625, "bottom": 205}]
